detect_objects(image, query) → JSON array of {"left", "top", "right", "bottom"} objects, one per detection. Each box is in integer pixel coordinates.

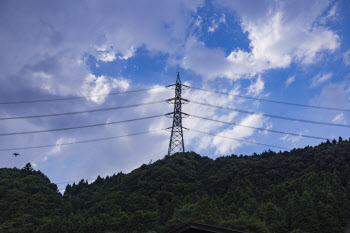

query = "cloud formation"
[
  {"left": 285, "top": 76, "right": 295, "bottom": 87},
  {"left": 247, "top": 76, "right": 264, "bottom": 96},
  {"left": 311, "top": 72, "right": 333, "bottom": 87},
  {"left": 180, "top": 0, "right": 339, "bottom": 80},
  {"left": 212, "top": 114, "right": 265, "bottom": 154},
  {"left": 82, "top": 75, "right": 130, "bottom": 104},
  {"left": 344, "top": 50, "right": 350, "bottom": 66},
  {"left": 0, "top": 0, "right": 203, "bottom": 99},
  {"left": 332, "top": 113, "right": 346, "bottom": 124}
]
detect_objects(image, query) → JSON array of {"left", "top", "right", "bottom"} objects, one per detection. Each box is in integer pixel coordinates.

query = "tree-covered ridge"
[
  {"left": 0, "top": 163, "right": 64, "bottom": 232},
  {"left": 1, "top": 138, "right": 350, "bottom": 233}
]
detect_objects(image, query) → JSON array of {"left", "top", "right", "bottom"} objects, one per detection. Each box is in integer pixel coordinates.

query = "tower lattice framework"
[{"left": 166, "top": 73, "right": 189, "bottom": 156}]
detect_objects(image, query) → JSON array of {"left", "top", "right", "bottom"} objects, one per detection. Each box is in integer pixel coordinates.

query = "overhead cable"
[
  {"left": 55, "top": 179, "right": 95, "bottom": 186},
  {"left": 0, "top": 115, "right": 165, "bottom": 136},
  {"left": 55, "top": 180, "right": 89, "bottom": 185},
  {"left": 189, "top": 128, "right": 292, "bottom": 150},
  {"left": 190, "top": 101, "right": 350, "bottom": 128},
  {"left": 191, "top": 87, "right": 350, "bottom": 112},
  {"left": 0, "top": 86, "right": 167, "bottom": 105},
  {"left": 0, "top": 129, "right": 165, "bottom": 151},
  {"left": 0, "top": 100, "right": 166, "bottom": 120},
  {"left": 191, "top": 115, "right": 331, "bottom": 140}
]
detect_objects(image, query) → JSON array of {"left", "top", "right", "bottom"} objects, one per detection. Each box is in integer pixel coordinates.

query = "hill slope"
[
  {"left": 0, "top": 164, "right": 64, "bottom": 232},
  {"left": 1, "top": 139, "right": 350, "bottom": 233}
]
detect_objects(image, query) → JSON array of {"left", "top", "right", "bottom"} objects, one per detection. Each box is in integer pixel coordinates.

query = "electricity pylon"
[{"left": 166, "top": 72, "right": 189, "bottom": 156}]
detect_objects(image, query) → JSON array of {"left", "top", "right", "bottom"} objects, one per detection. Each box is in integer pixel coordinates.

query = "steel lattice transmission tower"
[{"left": 166, "top": 73, "right": 189, "bottom": 156}]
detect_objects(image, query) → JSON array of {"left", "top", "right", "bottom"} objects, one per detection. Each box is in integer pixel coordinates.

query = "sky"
[{"left": 0, "top": 0, "right": 350, "bottom": 191}]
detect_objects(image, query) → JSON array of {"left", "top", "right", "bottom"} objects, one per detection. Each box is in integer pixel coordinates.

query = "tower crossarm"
[
  {"left": 166, "top": 84, "right": 190, "bottom": 90},
  {"left": 166, "top": 97, "right": 190, "bottom": 104}
]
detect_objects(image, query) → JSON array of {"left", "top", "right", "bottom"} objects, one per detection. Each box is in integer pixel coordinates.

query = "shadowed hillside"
[
  {"left": 1, "top": 138, "right": 350, "bottom": 233},
  {"left": 0, "top": 164, "right": 64, "bottom": 232}
]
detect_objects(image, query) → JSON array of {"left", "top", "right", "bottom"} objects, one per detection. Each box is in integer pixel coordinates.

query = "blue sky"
[{"left": 0, "top": 0, "right": 350, "bottom": 190}]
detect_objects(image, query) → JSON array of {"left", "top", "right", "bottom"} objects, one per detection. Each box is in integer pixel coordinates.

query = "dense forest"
[{"left": 1, "top": 138, "right": 350, "bottom": 233}]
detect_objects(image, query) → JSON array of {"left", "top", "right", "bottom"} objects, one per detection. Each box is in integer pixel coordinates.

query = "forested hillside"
[{"left": 1, "top": 138, "right": 350, "bottom": 233}]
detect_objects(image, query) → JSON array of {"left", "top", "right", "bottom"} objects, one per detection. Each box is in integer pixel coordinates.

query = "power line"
[
  {"left": 0, "top": 86, "right": 167, "bottom": 105},
  {"left": 0, "top": 128, "right": 165, "bottom": 151},
  {"left": 191, "top": 115, "right": 331, "bottom": 140},
  {"left": 191, "top": 87, "right": 350, "bottom": 112},
  {"left": 0, "top": 115, "right": 165, "bottom": 136},
  {"left": 190, "top": 101, "right": 350, "bottom": 128},
  {"left": 0, "top": 100, "right": 166, "bottom": 120},
  {"left": 189, "top": 128, "right": 292, "bottom": 150},
  {"left": 55, "top": 178, "right": 95, "bottom": 185}
]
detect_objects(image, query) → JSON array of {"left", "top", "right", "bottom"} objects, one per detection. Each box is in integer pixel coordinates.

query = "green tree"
[
  {"left": 222, "top": 215, "right": 269, "bottom": 233},
  {"left": 264, "top": 201, "right": 279, "bottom": 226},
  {"left": 22, "top": 163, "right": 33, "bottom": 172},
  {"left": 165, "top": 203, "right": 195, "bottom": 231},
  {"left": 191, "top": 195, "right": 219, "bottom": 225},
  {"left": 297, "top": 191, "right": 319, "bottom": 233}
]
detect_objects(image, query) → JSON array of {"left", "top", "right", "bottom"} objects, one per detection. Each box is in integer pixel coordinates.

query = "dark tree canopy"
[{"left": 1, "top": 138, "right": 350, "bottom": 232}]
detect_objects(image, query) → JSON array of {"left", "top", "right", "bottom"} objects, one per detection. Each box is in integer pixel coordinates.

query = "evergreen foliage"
[{"left": 1, "top": 139, "right": 350, "bottom": 232}]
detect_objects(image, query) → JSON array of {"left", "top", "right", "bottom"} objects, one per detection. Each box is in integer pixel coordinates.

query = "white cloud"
[
  {"left": 234, "top": 1, "right": 340, "bottom": 66},
  {"left": 208, "top": 14, "right": 226, "bottom": 33},
  {"left": 311, "top": 72, "right": 332, "bottom": 87},
  {"left": 219, "top": 14, "right": 226, "bottom": 24},
  {"left": 118, "top": 47, "right": 135, "bottom": 60},
  {"left": 180, "top": 37, "right": 255, "bottom": 80},
  {"left": 332, "top": 113, "right": 346, "bottom": 124},
  {"left": 31, "top": 72, "right": 55, "bottom": 93},
  {"left": 181, "top": 0, "right": 340, "bottom": 80},
  {"left": 319, "top": 4, "right": 338, "bottom": 24},
  {"left": 280, "top": 134, "right": 302, "bottom": 143},
  {"left": 50, "top": 137, "right": 76, "bottom": 155},
  {"left": 344, "top": 50, "right": 350, "bottom": 66},
  {"left": 95, "top": 45, "right": 133, "bottom": 62},
  {"left": 285, "top": 76, "right": 295, "bottom": 87},
  {"left": 1, "top": 0, "right": 339, "bottom": 98},
  {"left": 0, "top": 0, "right": 203, "bottom": 97},
  {"left": 310, "top": 83, "right": 350, "bottom": 114},
  {"left": 212, "top": 114, "right": 265, "bottom": 154},
  {"left": 327, "top": 5, "right": 337, "bottom": 18},
  {"left": 181, "top": 38, "right": 230, "bottom": 79},
  {"left": 43, "top": 137, "right": 77, "bottom": 162},
  {"left": 82, "top": 74, "right": 130, "bottom": 104},
  {"left": 182, "top": 85, "right": 240, "bottom": 137},
  {"left": 208, "top": 20, "right": 218, "bottom": 32},
  {"left": 208, "top": 27, "right": 216, "bottom": 33},
  {"left": 98, "top": 52, "right": 117, "bottom": 62},
  {"left": 247, "top": 75, "right": 264, "bottom": 96}
]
